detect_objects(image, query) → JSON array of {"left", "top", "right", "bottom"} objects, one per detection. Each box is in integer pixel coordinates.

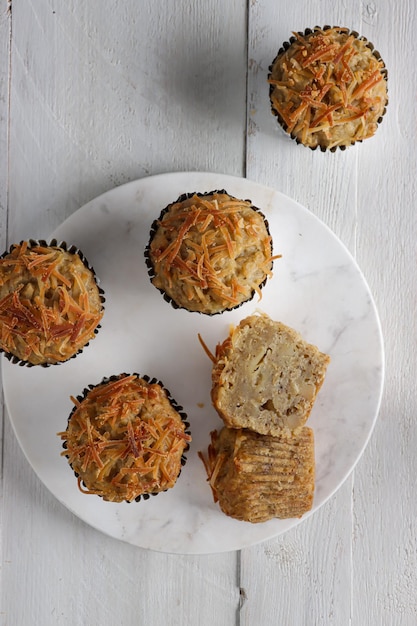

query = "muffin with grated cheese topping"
[
  {"left": 58, "top": 373, "right": 191, "bottom": 502},
  {"left": 268, "top": 26, "right": 388, "bottom": 151},
  {"left": 145, "top": 190, "right": 279, "bottom": 315},
  {"left": 0, "top": 239, "right": 104, "bottom": 366}
]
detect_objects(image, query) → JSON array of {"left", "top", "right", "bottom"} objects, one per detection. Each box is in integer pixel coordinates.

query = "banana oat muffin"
[
  {"left": 199, "top": 426, "right": 315, "bottom": 522},
  {"left": 145, "top": 191, "right": 278, "bottom": 315},
  {"left": 0, "top": 240, "right": 104, "bottom": 365},
  {"left": 268, "top": 26, "right": 388, "bottom": 150},
  {"left": 210, "top": 313, "right": 330, "bottom": 436},
  {"left": 58, "top": 374, "right": 191, "bottom": 502}
]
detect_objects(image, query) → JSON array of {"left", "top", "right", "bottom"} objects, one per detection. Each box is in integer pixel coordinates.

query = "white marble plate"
[{"left": 2, "top": 172, "right": 384, "bottom": 554}]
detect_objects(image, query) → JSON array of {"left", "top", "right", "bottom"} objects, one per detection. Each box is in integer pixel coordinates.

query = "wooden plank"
[
  {"left": 0, "top": 0, "right": 10, "bottom": 248},
  {"left": 0, "top": 2, "right": 11, "bottom": 615},
  {"left": 240, "top": 481, "right": 353, "bottom": 625},
  {"left": 3, "top": 1, "right": 247, "bottom": 624},
  {"left": 352, "top": 3, "right": 417, "bottom": 623},
  {"left": 7, "top": 0, "right": 248, "bottom": 240},
  {"left": 242, "top": 2, "right": 363, "bottom": 624}
]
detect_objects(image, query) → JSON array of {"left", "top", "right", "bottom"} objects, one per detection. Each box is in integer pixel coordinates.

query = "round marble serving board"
[{"left": 1, "top": 172, "right": 384, "bottom": 554}]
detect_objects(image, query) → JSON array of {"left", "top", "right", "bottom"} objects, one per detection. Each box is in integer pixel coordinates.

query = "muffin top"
[
  {"left": 146, "top": 191, "right": 277, "bottom": 315},
  {"left": 268, "top": 26, "right": 388, "bottom": 150},
  {"left": 59, "top": 374, "right": 191, "bottom": 502},
  {"left": 0, "top": 241, "right": 103, "bottom": 365}
]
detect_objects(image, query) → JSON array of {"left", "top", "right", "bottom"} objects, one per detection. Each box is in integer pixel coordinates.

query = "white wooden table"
[{"left": 1, "top": 1, "right": 416, "bottom": 624}]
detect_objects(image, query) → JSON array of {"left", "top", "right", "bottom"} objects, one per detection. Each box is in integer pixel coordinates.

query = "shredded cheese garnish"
[
  {"left": 268, "top": 27, "right": 387, "bottom": 149},
  {"left": 148, "top": 192, "right": 280, "bottom": 314},
  {"left": 0, "top": 243, "right": 103, "bottom": 364},
  {"left": 198, "top": 430, "right": 226, "bottom": 503},
  {"left": 58, "top": 374, "right": 191, "bottom": 502},
  {"left": 197, "top": 333, "right": 216, "bottom": 363}
]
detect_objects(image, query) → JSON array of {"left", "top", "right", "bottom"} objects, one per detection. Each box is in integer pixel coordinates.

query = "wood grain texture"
[
  {"left": 7, "top": 0, "right": 248, "bottom": 240},
  {"left": 240, "top": 480, "right": 353, "bottom": 625},
  {"left": 0, "top": 1, "right": 9, "bottom": 249},
  {"left": 352, "top": 2, "right": 417, "bottom": 623},
  {"left": 0, "top": 4, "right": 10, "bottom": 623}
]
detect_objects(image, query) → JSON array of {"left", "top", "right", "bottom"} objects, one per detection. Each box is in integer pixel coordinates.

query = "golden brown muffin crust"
[
  {"left": 268, "top": 26, "right": 388, "bottom": 149},
  {"left": 0, "top": 241, "right": 103, "bottom": 365},
  {"left": 147, "top": 192, "right": 278, "bottom": 314},
  {"left": 199, "top": 427, "right": 315, "bottom": 522},
  {"left": 58, "top": 374, "right": 191, "bottom": 502}
]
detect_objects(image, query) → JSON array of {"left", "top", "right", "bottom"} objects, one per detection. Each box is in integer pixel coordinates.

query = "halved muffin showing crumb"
[{"left": 210, "top": 313, "right": 330, "bottom": 436}]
